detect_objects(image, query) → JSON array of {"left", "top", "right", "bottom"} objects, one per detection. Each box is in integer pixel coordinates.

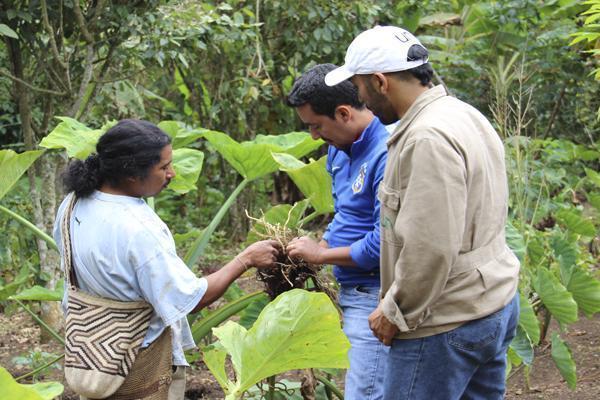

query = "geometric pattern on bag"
[{"left": 65, "top": 288, "right": 153, "bottom": 377}]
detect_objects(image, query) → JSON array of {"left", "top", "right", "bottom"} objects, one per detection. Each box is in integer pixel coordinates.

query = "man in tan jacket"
[{"left": 325, "top": 26, "right": 520, "bottom": 400}]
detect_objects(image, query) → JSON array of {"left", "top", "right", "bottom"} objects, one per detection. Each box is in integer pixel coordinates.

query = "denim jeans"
[
  {"left": 339, "top": 285, "right": 388, "bottom": 400},
  {"left": 383, "top": 294, "right": 519, "bottom": 400}
]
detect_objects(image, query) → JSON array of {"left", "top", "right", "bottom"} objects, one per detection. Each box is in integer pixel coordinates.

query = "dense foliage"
[{"left": 0, "top": 0, "right": 599, "bottom": 398}]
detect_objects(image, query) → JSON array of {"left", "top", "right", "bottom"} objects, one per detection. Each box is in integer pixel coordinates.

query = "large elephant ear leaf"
[
  {"left": 203, "top": 290, "right": 349, "bottom": 399},
  {"left": 566, "top": 267, "right": 600, "bottom": 319},
  {"left": 202, "top": 131, "right": 323, "bottom": 180},
  {"left": 533, "top": 268, "right": 578, "bottom": 325},
  {"left": 246, "top": 200, "right": 310, "bottom": 244},
  {"left": 39, "top": 117, "right": 105, "bottom": 159},
  {"left": 157, "top": 120, "right": 209, "bottom": 149},
  {"left": 272, "top": 153, "right": 333, "bottom": 215},
  {"left": 168, "top": 148, "right": 204, "bottom": 194},
  {"left": 0, "top": 149, "right": 44, "bottom": 201},
  {"left": 551, "top": 333, "right": 577, "bottom": 390},
  {"left": 0, "top": 367, "right": 64, "bottom": 400}
]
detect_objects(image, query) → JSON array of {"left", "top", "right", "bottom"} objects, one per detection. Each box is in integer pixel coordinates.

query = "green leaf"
[
  {"left": 533, "top": 268, "right": 578, "bottom": 325},
  {"left": 191, "top": 291, "right": 266, "bottom": 343},
  {"left": 246, "top": 200, "right": 310, "bottom": 244},
  {"left": 566, "top": 267, "right": 600, "bottom": 318},
  {"left": 272, "top": 154, "right": 334, "bottom": 214},
  {"left": 419, "top": 12, "right": 460, "bottom": 27},
  {"left": 551, "top": 333, "right": 577, "bottom": 389},
  {"left": 238, "top": 294, "right": 270, "bottom": 329},
  {"left": 505, "top": 222, "right": 526, "bottom": 262},
  {"left": 169, "top": 148, "right": 204, "bottom": 194},
  {"left": 39, "top": 117, "right": 103, "bottom": 159},
  {"left": 526, "top": 236, "right": 546, "bottom": 266},
  {"left": 27, "top": 382, "right": 65, "bottom": 400},
  {"left": 202, "top": 343, "right": 230, "bottom": 391},
  {"left": 588, "top": 192, "right": 600, "bottom": 211},
  {"left": 0, "top": 206, "right": 58, "bottom": 251},
  {"left": 509, "top": 325, "right": 534, "bottom": 365},
  {"left": 550, "top": 233, "right": 579, "bottom": 284},
  {"left": 203, "top": 290, "right": 350, "bottom": 399},
  {"left": 507, "top": 347, "right": 522, "bottom": 369},
  {"left": 202, "top": 131, "right": 323, "bottom": 180},
  {"left": 223, "top": 282, "right": 245, "bottom": 302},
  {"left": 555, "top": 209, "right": 596, "bottom": 237},
  {"left": 0, "top": 367, "right": 63, "bottom": 400},
  {"left": 0, "top": 275, "right": 30, "bottom": 301},
  {"left": 584, "top": 167, "right": 600, "bottom": 187},
  {"left": 10, "top": 280, "right": 64, "bottom": 301},
  {"left": 0, "top": 23, "right": 18, "bottom": 38},
  {"left": 518, "top": 294, "right": 541, "bottom": 344},
  {"left": 0, "top": 150, "right": 44, "bottom": 201},
  {"left": 157, "top": 121, "right": 208, "bottom": 149}
]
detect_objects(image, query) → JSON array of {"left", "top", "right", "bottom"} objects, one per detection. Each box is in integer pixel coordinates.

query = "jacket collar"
[{"left": 387, "top": 85, "right": 448, "bottom": 146}]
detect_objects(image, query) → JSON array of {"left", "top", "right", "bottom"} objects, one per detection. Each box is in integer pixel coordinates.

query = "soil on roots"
[{"left": 249, "top": 213, "right": 337, "bottom": 302}]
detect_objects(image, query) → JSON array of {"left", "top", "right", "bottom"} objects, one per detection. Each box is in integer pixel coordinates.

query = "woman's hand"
[
  {"left": 238, "top": 240, "right": 281, "bottom": 269},
  {"left": 286, "top": 236, "right": 325, "bottom": 264}
]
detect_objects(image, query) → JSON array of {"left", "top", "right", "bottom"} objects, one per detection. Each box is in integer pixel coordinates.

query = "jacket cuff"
[{"left": 381, "top": 291, "right": 410, "bottom": 332}]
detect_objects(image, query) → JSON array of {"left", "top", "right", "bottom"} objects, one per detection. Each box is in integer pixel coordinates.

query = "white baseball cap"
[{"left": 325, "top": 26, "right": 428, "bottom": 86}]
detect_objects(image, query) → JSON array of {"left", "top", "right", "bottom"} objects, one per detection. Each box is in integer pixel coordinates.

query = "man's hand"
[
  {"left": 286, "top": 236, "right": 325, "bottom": 264},
  {"left": 368, "top": 304, "right": 399, "bottom": 346}
]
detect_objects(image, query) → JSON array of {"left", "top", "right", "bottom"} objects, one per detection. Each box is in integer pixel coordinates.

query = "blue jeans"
[
  {"left": 339, "top": 286, "right": 388, "bottom": 400},
  {"left": 383, "top": 294, "right": 519, "bottom": 400}
]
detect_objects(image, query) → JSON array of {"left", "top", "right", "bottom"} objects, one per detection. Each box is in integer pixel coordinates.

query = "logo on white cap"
[{"left": 325, "top": 26, "right": 428, "bottom": 86}]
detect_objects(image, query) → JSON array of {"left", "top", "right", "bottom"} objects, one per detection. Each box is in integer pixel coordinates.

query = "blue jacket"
[{"left": 322, "top": 117, "right": 388, "bottom": 287}]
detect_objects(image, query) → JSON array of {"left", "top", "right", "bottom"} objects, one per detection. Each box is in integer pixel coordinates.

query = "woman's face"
[{"left": 129, "top": 145, "right": 176, "bottom": 198}]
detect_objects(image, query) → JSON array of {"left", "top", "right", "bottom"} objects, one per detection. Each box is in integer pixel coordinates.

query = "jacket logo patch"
[{"left": 352, "top": 163, "right": 367, "bottom": 194}]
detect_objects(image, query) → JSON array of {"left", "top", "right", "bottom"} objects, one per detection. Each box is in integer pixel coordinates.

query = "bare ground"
[{"left": 1, "top": 294, "right": 598, "bottom": 399}]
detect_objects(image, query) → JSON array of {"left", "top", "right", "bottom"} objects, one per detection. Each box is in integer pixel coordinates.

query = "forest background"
[{"left": 0, "top": 0, "right": 599, "bottom": 399}]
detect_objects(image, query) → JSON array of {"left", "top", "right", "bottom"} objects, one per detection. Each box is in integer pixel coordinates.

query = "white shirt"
[{"left": 53, "top": 191, "right": 207, "bottom": 366}]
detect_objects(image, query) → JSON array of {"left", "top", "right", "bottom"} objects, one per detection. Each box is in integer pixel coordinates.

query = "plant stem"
[
  {"left": 15, "top": 299, "right": 64, "bottom": 345},
  {"left": 540, "top": 307, "right": 551, "bottom": 343},
  {"left": 184, "top": 178, "right": 250, "bottom": 267},
  {"left": 15, "top": 353, "right": 65, "bottom": 382},
  {"left": 0, "top": 205, "right": 58, "bottom": 251},
  {"left": 299, "top": 210, "right": 320, "bottom": 227},
  {"left": 315, "top": 373, "right": 344, "bottom": 399},
  {"left": 266, "top": 375, "right": 276, "bottom": 400}
]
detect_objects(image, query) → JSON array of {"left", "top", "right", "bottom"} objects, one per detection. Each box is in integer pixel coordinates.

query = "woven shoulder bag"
[{"left": 62, "top": 194, "right": 155, "bottom": 399}]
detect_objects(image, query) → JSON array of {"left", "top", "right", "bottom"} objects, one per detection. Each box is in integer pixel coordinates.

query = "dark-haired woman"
[{"left": 53, "top": 119, "right": 280, "bottom": 399}]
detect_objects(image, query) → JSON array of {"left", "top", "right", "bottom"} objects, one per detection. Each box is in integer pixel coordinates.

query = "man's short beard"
[{"left": 364, "top": 81, "right": 398, "bottom": 125}]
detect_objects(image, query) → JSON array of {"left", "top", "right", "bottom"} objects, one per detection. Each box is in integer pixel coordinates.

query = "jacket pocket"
[{"left": 378, "top": 183, "right": 402, "bottom": 246}]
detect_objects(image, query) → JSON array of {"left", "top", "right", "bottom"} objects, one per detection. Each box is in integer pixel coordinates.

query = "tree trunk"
[{"left": 7, "top": 37, "right": 63, "bottom": 342}]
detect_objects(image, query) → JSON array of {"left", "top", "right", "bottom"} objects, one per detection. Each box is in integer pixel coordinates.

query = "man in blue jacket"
[{"left": 286, "top": 63, "right": 388, "bottom": 400}]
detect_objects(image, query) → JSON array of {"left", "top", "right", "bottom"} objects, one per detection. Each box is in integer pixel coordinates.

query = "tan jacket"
[{"left": 379, "top": 85, "right": 519, "bottom": 339}]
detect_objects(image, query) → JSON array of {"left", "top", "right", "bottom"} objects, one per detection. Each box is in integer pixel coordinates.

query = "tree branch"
[
  {"left": 69, "top": 44, "right": 95, "bottom": 118},
  {"left": 40, "top": 0, "right": 67, "bottom": 70},
  {"left": 77, "top": 40, "right": 118, "bottom": 120},
  {"left": 72, "top": 0, "right": 94, "bottom": 43},
  {"left": 543, "top": 84, "right": 567, "bottom": 137},
  {"left": 0, "top": 68, "right": 66, "bottom": 96}
]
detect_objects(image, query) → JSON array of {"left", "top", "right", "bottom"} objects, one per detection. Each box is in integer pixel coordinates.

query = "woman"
[{"left": 53, "top": 119, "right": 279, "bottom": 399}]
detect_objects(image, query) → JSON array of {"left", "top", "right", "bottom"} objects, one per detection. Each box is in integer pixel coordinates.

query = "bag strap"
[{"left": 61, "top": 193, "right": 79, "bottom": 289}]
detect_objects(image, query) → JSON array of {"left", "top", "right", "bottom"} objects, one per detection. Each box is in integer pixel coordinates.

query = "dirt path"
[
  {"left": 505, "top": 315, "right": 600, "bottom": 400},
  {"left": 1, "top": 307, "right": 598, "bottom": 399}
]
